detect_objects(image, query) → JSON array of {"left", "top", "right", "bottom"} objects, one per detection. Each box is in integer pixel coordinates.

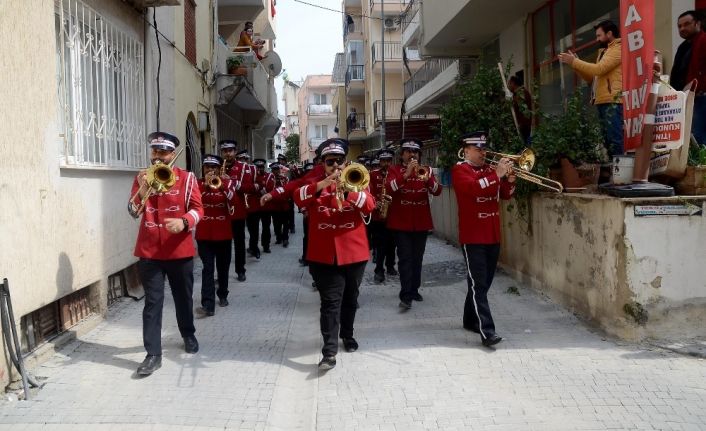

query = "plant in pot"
[
  {"left": 676, "top": 141, "right": 706, "bottom": 194},
  {"left": 532, "top": 92, "right": 605, "bottom": 191},
  {"left": 226, "top": 56, "right": 247, "bottom": 76}
]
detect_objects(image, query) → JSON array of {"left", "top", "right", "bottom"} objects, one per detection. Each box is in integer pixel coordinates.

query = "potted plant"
[
  {"left": 532, "top": 92, "right": 605, "bottom": 191},
  {"left": 675, "top": 142, "right": 706, "bottom": 194},
  {"left": 226, "top": 56, "right": 247, "bottom": 76}
]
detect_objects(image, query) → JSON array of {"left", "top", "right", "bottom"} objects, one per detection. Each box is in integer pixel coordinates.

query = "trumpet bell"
[
  {"left": 340, "top": 162, "right": 370, "bottom": 192},
  {"left": 146, "top": 162, "right": 177, "bottom": 192}
]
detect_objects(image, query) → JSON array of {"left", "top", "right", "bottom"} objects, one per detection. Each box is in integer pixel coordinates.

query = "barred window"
[{"left": 55, "top": 0, "right": 147, "bottom": 168}]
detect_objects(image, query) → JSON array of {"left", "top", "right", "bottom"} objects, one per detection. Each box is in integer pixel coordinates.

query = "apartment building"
[
  {"left": 298, "top": 75, "right": 338, "bottom": 161},
  {"left": 282, "top": 79, "right": 301, "bottom": 137},
  {"left": 0, "top": 0, "right": 281, "bottom": 389},
  {"left": 401, "top": 0, "right": 697, "bottom": 118}
]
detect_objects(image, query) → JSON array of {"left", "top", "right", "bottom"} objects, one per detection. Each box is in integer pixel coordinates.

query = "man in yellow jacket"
[{"left": 559, "top": 20, "right": 623, "bottom": 156}]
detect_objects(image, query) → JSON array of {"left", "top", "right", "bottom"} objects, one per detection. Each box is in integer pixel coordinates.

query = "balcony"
[
  {"left": 371, "top": 42, "right": 422, "bottom": 72},
  {"left": 343, "top": 15, "right": 364, "bottom": 41},
  {"left": 369, "top": 0, "right": 408, "bottom": 16},
  {"left": 346, "top": 112, "right": 367, "bottom": 140},
  {"left": 373, "top": 99, "right": 403, "bottom": 124},
  {"left": 215, "top": 42, "right": 274, "bottom": 119},
  {"left": 345, "top": 65, "right": 365, "bottom": 96},
  {"left": 307, "top": 104, "right": 335, "bottom": 117},
  {"left": 404, "top": 57, "right": 479, "bottom": 116},
  {"left": 400, "top": 0, "right": 420, "bottom": 47},
  {"left": 218, "top": 0, "right": 268, "bottom": 40}
]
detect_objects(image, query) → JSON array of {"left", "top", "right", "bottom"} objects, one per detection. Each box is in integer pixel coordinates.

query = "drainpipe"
[{"left": 380, "top": 0, "right": 386, "bottom": 149}]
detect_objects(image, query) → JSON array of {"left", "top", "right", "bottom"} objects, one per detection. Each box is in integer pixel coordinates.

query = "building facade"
[
  {"left": 282, "top": 79, "right": 301, "bottom": 138},
  {"left": 297, "top": 75, "right": 337, "bottom": 161}
]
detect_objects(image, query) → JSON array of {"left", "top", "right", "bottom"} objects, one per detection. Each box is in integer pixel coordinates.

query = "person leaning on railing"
[{"left": 235, "top": 24, "right": 266, "bottom": 61}]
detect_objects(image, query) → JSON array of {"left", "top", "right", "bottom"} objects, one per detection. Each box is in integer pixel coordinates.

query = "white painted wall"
[{"left": 498, "top": 17, "right": 527, "bottom": 74}]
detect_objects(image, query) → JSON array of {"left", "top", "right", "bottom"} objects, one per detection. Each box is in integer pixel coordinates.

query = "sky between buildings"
[{"left": 274, "top": 0, "right": 345, "bottom": 115}]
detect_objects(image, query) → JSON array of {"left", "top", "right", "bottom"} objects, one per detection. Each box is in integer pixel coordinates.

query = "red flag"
[
  {"left": 271, "top": 0, "right": 276, "bottom": 17},
  {"left": 621, "top": 0, "right": 655, "bottom": 151}
]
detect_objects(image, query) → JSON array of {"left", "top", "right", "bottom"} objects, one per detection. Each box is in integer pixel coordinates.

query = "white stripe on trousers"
[{"left": 461, "top": 244, "right": 486, "bottom": 339}]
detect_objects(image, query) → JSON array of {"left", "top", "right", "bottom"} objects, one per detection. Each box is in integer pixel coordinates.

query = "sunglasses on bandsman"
[{"left": 324, "top": 157, "right": 345, "bottom": 167}]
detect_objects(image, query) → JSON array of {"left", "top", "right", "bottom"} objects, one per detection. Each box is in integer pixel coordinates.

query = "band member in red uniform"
[
  {"left": 451, "top": 131, "right": 515, "bottom": 347},
  {"left": 385, "top": 139, "right": 442, "bottom": 310},
  {"left": 247, "top": 159, "right": 273, "bottom": 255},
  {"left": 195, "top": 155, "right": 238, "bottom": 317},
  {"left": 277, "top": 154, "right": 296, "bottom": 234},
  {"left": 128, "top": 132, "right": 203, "bottom": 376},
  {"left": 220, "top": 141, "right": 254, "bottom": 281},
  {"left": 270, "top": 162, "right": 290, "bottom": 248},
  {"left": 298, "top": 161, "right": 316, "bottom": 266},
  {"left": 293, "top": 139, "right": 376, "bottom": 370},
  {"left": 369, "top": 148, "right": 397, "bottom": 283}
]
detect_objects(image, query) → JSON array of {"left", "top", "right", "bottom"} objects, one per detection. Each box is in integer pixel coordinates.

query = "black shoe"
[
  {"left": 184, "top": 335, "right": 199, "bottom": 353},
  {"left": 290, "top": 228, "right": 296, "bottom": 234},
  {"left": 387, "top": 267, "right": 398, "bottom": 276},
  {"left": 318, "top": 356, "right": 336, "bottom": 370},
  {"left": 282, "top": 240, "right": 289, "bottom": 248},
  {"left": 399, "top": 300, "right": 412, "bottom": 310},
  {"left": 463, "top": 325, "right": 480, "bottom": 334},
  {"left": 219, "top": 298, "right": 229, "bottom": 307},
  {"left": 311, "top": 281, "right": 317, "bottom": 289},
  {"left": 195, "top": 306, "right": 214, "bottom": 318},
  {"left": 263, "top": 246, "right": 271, "bottom": 253},
  {"left": 374, "top": 272, "right": 385, "bottom": 283},
  {"left": 136, "top": 355, "right": 162, "bottom": 376},
  {"left": 413, "top": 293, "right": 423, "bottom": 302},
  {"left": 275, "top": 239, "right": 282, "bottom": 244},
  {"left": 342, "top": 337, "right": 358, "bottom": 352},
  {"left": 237, "top": 272, "right": 246, "bottom": 282},
  {"left": 253, "top": 248, "right": 261, "bottom": 259},
  {"left": 482, "top": 334, "right": 503, "bottom": 347}
]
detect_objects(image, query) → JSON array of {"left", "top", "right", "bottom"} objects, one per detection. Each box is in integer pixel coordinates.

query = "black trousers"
[
  {"left": 301, "top": 214, "right": 309, "bottom": 260},
  {"left": 230, "top": 219, "right": 246, "bottom": 275},
  {"left": 288, "top": 203, "right": 295, "bottom": 232},
  {"left": 138, "top": 257, "right": 196, "bottom": 356},
  {"left": 247, "top": 212, "right": 271, "bottom": 250},
  {"left": 461, "top": 243, "right": 501, "bottom": 338},
  {"left": 197, "top": 240, "right": 232, "bottom": 312},
  {"left": 369, "top": 221, "right": 396, "bottom": 273},
  {"left": 310, "top": 261, "right": 366, "bottom": 357},
  {"left": 394, "top": 230, "right": 428, "bottom": 302},
  {"left": 272, "top": 210, "right": 289, "bottom": 242}
]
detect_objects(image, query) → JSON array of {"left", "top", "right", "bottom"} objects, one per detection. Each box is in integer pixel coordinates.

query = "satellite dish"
[{"left": 261, "top": 51, "right": 283, "bottom": 77}]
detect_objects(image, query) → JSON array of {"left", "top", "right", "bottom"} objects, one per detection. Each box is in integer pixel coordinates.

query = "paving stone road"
[{"left": 1, "top": 217, "right": 705, "bottom": 430}]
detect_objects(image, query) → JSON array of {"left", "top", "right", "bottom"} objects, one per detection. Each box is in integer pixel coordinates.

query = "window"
[
  {"left": 315, "top": 125, "right": 328, "bottom": 138},
  {"left": 184, "top": 0, "right": 196, "bottom": 65},
  {"left": 55, "top": 0, "right": 147, "bottom": 168},
  {"left": 314, "top": 93, "right": 327, "bottom": 105},
  {"left": 531, "top": 0, "right": 618, "bottom": 113}
]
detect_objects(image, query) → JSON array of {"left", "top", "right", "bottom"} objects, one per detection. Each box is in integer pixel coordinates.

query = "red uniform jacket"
[
  {"left": 687, "top": 31, "right": 706, "bottom": 93},
  {"left": 226, "top": 161, "right": 256, "bottom": 220},
  {"left": 130, "top": 167, "right": 203, "bottom": 259},
  {"left": 195, "top": 179, "right": 238, "bottom": 241},
  {"left": 451, "top": 161, "right": 515, "bottom": 245},
  {"left": 247, "top": 171, "right": 268, "bottom": 212},
  {"left": 270, "top": 175, "right": 291, "bottom": 211},
  {"left": 271, "top": 164, "right": 325, "bottom": 200},
  {"left": 369, "top": 168, "right": 392, "bottom": 222},
  {"left": 294, "top": 179, "right": 376, "bottom": 265},
  {"left": 385, "top": 164, "right": 442, "bottom": 231}
]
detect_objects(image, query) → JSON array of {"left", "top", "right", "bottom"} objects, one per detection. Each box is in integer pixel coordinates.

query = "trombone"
[
  {"left": 335, "top": 162, "right": 370, "bottom": 209},
  {"left": 128, "top": 146, "right": 185, "bottom": 218},
  {"left": 459, "top": 147, "right": 563, "bottom": 192}
]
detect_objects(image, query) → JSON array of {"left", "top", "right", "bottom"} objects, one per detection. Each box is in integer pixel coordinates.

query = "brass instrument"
[
  {"left": 335, "top": 162, "right": 370, "bottom": 209},
  {"left": 377, "top": 168, "right": 392, "bottom": 219},
  {"left": 457, "top": 147, "right": 563, "bottom": 193},
  {"left": 128, "top": 146, "right": 185, "bottom": 218},
  {"left": 208, "top": 160, "right": 226, "bottom": 190},
  {"left": 410, "top": 156, "right": 430, "bottom": 181}
]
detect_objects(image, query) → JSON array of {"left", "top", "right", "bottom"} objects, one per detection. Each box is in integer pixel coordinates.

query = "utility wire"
[{"left": 293, "top": 0, "right": 385, "bottom": 21}]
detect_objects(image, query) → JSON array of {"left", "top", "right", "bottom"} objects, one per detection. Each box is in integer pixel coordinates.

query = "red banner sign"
[{"left": 621, "top": 0, "right": 655, "bottom": 151}]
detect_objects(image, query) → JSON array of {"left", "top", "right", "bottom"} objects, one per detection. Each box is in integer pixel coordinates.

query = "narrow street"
[{"left": 1, "top": 218, "right": 705, "bottom": 431}]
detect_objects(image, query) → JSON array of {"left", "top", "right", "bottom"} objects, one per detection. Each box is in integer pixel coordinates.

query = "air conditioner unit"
[{"left": 384, "top": 16, "right": 400, "bottom": 31}]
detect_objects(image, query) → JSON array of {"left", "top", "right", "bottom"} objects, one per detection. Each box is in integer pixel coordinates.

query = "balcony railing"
[
  {"left": 372, "top": 42, "right": 403, "bottom": 63},
  {"left": 369, "top": 0, "right": 409, "bottom": 13},
  {"left": 404, "top": 58, "right": 479, "bottom": 98},
  {"left": 400, "top": 0, "right": 419, "bottom": 33},
  {"left": 345, "top": 65, "right": 365, "bottom": 86},
  {"left": 344, "top": 15, "right": 363, "bottom": 40},
  {"left": 346, "top": 112, "right": 367, "bottom": 133},
  {"left": 374, "top": 99, "right": 403, "bottom": 123},
  {"left": 307, "top": 104, "right": 334, "bottom": 115}
]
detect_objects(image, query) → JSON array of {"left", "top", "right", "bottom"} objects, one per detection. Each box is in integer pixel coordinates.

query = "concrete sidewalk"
[{"left": 1, "top": 218, "right": 705, "bottom": 431}]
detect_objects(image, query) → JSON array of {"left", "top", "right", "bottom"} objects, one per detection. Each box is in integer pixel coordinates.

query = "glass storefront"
[{"left": 531, "top": 0, "right": 618, "bottom": 114}]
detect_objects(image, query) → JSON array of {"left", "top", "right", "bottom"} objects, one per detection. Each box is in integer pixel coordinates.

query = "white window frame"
[
  {"left": 55, "top": 0, "right": 147, "bottom": 169},
  {"left": 314, "top": 93, "right": 327, "bottom": 105}
]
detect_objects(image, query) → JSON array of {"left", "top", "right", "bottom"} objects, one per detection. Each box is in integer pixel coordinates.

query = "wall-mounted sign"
[{"left": 634, "top": 204, "right": 703, "bottom": 217}]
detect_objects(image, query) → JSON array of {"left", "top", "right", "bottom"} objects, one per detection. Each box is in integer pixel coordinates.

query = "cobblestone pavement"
[{"left": 1, "top": 217, "right": 705, "bottom": 431}]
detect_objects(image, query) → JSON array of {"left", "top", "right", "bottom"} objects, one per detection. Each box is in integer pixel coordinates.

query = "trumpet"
[
  {"left": 457, "top": 147, "right": 563, "bottom": 193},
  {"left": 410, "top": 157, "right": 430, "bottom": 181},
  {"left": 206, "top": 173, "right": 222, "bottom": 190},
  {"left": 128, "top": 146, "right": 185, "bottom": 218}
]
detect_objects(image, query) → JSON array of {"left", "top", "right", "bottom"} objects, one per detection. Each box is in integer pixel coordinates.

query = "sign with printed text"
[
  {"left": 634, "top": 204, "right": 703, "bottom": 217},
  {"left": 621, "top": 0, "right": 655, "bottom": 151},
  {"left": 653, "top": 87, "right": 687, "bottom": 150}
]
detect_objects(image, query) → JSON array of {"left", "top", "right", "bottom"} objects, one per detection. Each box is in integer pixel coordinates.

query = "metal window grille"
[{"left": 55, "top": 0, "right": 147, "bottom": 168}]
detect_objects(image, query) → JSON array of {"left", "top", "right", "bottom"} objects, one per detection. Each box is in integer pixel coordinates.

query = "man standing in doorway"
[{"left": 558, "top": 20, "right": 623, "bottom": 156}]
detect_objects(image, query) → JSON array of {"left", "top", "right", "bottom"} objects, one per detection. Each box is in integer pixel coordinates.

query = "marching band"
[{"left": 129, "top": 131, "right": 515, "bottom": 376}]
